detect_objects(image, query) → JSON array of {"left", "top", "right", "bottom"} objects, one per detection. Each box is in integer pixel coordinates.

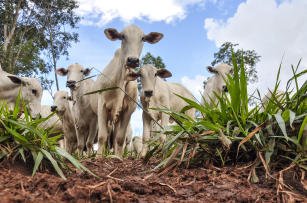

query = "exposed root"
[{"left": 277, "top": 164, "right": 306, "bottom": 202}]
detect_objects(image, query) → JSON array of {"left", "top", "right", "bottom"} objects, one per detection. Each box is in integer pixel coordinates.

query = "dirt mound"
[{"left": 0, "top": 158, "right": 290, "bottom": 202}]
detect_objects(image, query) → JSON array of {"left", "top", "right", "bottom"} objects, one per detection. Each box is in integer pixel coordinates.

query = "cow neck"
[
  {"left": 63, "top": 106, "right": 74, "bottom": 127},
  {"left": 71, "top": 81, "right": 86, "bottom": 104}
]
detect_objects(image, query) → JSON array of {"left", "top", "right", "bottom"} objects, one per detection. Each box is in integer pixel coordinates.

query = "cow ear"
[
  {"left": 126, "top": 71, "right": 139, "bottom": 81},
  {"left": 156, "top": 69, "right": 172, "bottom": 78},
  {"left": 104, "top": 28, "right": 122, "bottom": 41},
  {"left": 7, "top": 76, "right": 27, "bottom": 85},
  {"left": 83, "top": 68, "right": 91, "bottom": 76},
  {"left": 56, "top": 68, "right": 68, "bottom": 76},
  {"left": 207, "top": 66, "right": 219, "bottom": 74},
  {"left": 143, "top": 32, "right": 163, "bottom": 44}
]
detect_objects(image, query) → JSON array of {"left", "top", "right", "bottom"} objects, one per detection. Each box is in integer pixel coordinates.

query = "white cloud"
[
  {"left": 181, "top": 74, "right": 206, "bottom": 101},
  {"left": 204, "top": 0, "right": 307, "bottom": 96},
  {"left": 77, "top": 0, "right": 206, "bottom": 26}
]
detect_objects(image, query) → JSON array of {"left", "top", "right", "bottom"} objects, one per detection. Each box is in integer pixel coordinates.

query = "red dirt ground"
[{"left": 0, "top": 158, "right": 305, "bottom": 202}]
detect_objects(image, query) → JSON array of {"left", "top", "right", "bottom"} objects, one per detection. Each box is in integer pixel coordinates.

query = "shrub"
[{"left": 0, "top": 92, "right": 96, "bottom": 179}]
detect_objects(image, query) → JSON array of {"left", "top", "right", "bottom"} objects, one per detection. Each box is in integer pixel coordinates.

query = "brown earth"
[{"left": 0, "top": 157, "right": 305, "bottom": 203}]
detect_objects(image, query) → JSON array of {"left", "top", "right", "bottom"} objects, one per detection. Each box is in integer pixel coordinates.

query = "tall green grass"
[
  {"left": 148, "top": 52, "right": 307, "bottom": 178},
  {"left": 0, "top": 93, "right": 96, "bottom": 179}
]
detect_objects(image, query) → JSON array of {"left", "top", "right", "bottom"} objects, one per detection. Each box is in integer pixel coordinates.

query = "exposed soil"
[{"left": 0, "top": 158, "right": 305, "bottom": 202}]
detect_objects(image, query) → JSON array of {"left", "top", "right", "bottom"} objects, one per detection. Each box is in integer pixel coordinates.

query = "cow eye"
[
  {"left": 63, "top": 96, "right": 66, "bottom": 99},
  {"left": 80, "top": 70, "right": 83, "bottom": 73},
  {"left": 32, "top": 89, "right": 37, "bottom": 96}
]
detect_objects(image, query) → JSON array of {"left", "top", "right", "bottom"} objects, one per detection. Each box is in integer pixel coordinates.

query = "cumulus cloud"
[
  {"left": 181, "top": 74, "right": 206, "bottom": 101},
  {"left": 204, "top": 0, "right": 307, "bottom": 96},
  {"left": 77, "top": 0, "right": 206, "bottom": 26}
]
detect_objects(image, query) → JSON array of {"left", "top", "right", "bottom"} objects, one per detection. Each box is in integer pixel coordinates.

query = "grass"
[
  {"left": 146, "top": 51, "right": 307, "bottom": 181},
  {"left": 0, "top": 92, "right": 96, "bottom": 180}
]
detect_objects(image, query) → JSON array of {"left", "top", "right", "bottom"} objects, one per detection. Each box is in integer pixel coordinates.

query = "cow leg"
[
  {"left": 159, "top": 113, "right": 170, "bottom": 144},
  {"left": 97, "top": 98, "right": 109, "bottom": 155},
  {"left": 86, "top": 116, "right": 98, "bottom": 155},
  {"left": 141, "top": 112, "right": 152, "bottom": 158},
  {"left": 114, "top": 108, "right": 134, "bottom": 157},
  {"left": 65, "top": 135, "right": 75, "bottom": 154}
]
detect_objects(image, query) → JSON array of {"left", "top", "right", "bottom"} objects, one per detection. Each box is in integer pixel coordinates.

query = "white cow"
[
  {"left": 56, "top": 64, "right": 97, "bottom": 155},
  {"left": 91, "top": 25, "right": 163, "bottom": 157},
  {"left": 132, "top": 136, "right": 142, "bottom": 156},
  {"left": 51, "top": 91, "right": 77, "bottom": 154},
  {"left": 127, "top": 64, "right": 196, "bottom": 157},
  {"left": 202, "top": 63, "right": 233, "bottom": 106},
  {"left": 0, "top": 69, "right": 42, "bottom": 118}
]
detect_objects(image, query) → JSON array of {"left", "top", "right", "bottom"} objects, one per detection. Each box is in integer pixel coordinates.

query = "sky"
[{"left": 42, "top": 0, "right": 307, "bottom": 138}]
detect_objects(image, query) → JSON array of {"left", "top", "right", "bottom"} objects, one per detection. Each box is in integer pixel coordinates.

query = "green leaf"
[
  {"left": 0, "top": 136, "right": 10, "bottom": 143},
  {"left": 55, "top": 147, "right": 97, "bottom": 177},
  {"left": 265, "top": 138, "right": 275, "bottom": 166},
  {"left": 32, "top": 152, "right": 43, "bottom": 177},
  {"left": 83, "top": 86, "right": 119, "bottom": 96},
  {"left": 18, "top": 148, "right": 26, "bottom": 163},
  {"left": 274, "top": 113, "right": 289, "bottom": 141},
  {"left": 298, "top": 115, "right": 307, "bottom": 144},
  {"left": 41, "top": 149, "right": 66, "bottom": 180}
]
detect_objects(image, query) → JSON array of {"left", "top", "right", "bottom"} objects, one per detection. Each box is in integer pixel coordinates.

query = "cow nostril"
[
  {"left": 51, "top": 106, "right": 57, "bottom": 112},
  {"left": 144, "top": 90, "right": 153, "bottom": 97},
  {"left": 66, "top": 80, "right": 76, "bottom": 88},
  {"left": 223, "top": 86, "right": 228, "bottom": 93},
  {"left": 127, "top": 57, "right": 140, "bottom": 68}
]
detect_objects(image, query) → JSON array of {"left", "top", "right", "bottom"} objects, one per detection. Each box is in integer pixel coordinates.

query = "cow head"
[
  {"left": 52, "top": 91, "right": 72, "bottom": 116},
  {"left": 56, "top": 63, "right": 91, "bottom": 90},
  {"left": 206, "top": 63, "right": 233, "bottom": 94},
  {"left": 7, "top": 76, "right": 42, "bottom": 119},
  {"left": 126, "top": 64, "right": 172, "bottom": 98},
  {"left": 104, "top": 25, "right": 163, "bottom": 69}
]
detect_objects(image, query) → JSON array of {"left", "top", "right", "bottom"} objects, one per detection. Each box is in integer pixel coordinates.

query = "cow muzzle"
[
  {"left": 223, "top": 85, "right": 228, "bottom": 93},
  {"left": 51, "top": 105, "right": 57, "bottom": 112},
  {"left": 66, "top": 80, "right": 76, "bottom": 88},
  {"left": 144, "top": 90, "right": 153, "bottom": 97},
  {"left": 126, "top": 57, "right": 139, "bottom": 68}
]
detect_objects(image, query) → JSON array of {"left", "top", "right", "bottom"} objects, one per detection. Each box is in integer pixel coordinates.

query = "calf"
[
  {"left": 127, "top": 64, "right": 196, "bottom": 157},
  {"left": 0, "top": 69, "right": 42, "bottom": 118},
  {"left": 56, "top": 64, "right": 97, "bottom": 155},
  {"left": 202, "top": 63, "right": 233, "bottom": 106},
  {"left": 91, "top": 25, "right": 163, "bottom": 157},
  {"left": 132, "top": 136, "right": 142, "bottom": 156},
  {"left": 51, "top": 91, "right": 77, "bottom": 154}
]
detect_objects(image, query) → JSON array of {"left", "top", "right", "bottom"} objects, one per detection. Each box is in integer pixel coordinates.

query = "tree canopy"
[{"left": 0, "top": 0, "right": 80, "bottom": 92}]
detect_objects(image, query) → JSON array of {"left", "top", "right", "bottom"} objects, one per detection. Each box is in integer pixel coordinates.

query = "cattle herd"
[{"left": 0, "top": 25, "right": 233, "bottom": 157}]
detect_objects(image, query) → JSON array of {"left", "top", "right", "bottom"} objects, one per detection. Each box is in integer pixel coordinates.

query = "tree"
[
  {"left": 140, "top": 52, "right": 166, "bottom": 69},
  {"left": 138, "top": 52, "right": 166, "bottom": 91},
  {"left": 204, "top": 42, "right": 261, "bottom": 89},
  {"left": 0, "top": 0, "right": 80, "bottom": 94}
]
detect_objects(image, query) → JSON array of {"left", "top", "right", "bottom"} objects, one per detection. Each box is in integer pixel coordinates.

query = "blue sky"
[{"left": 42, "top": 0, "right": 307, "bottom": 137}]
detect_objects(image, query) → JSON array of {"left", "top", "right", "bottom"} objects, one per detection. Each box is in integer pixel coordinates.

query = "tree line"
[{"left": 0, "top": 0, "right": 80, "bottom": 96}]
